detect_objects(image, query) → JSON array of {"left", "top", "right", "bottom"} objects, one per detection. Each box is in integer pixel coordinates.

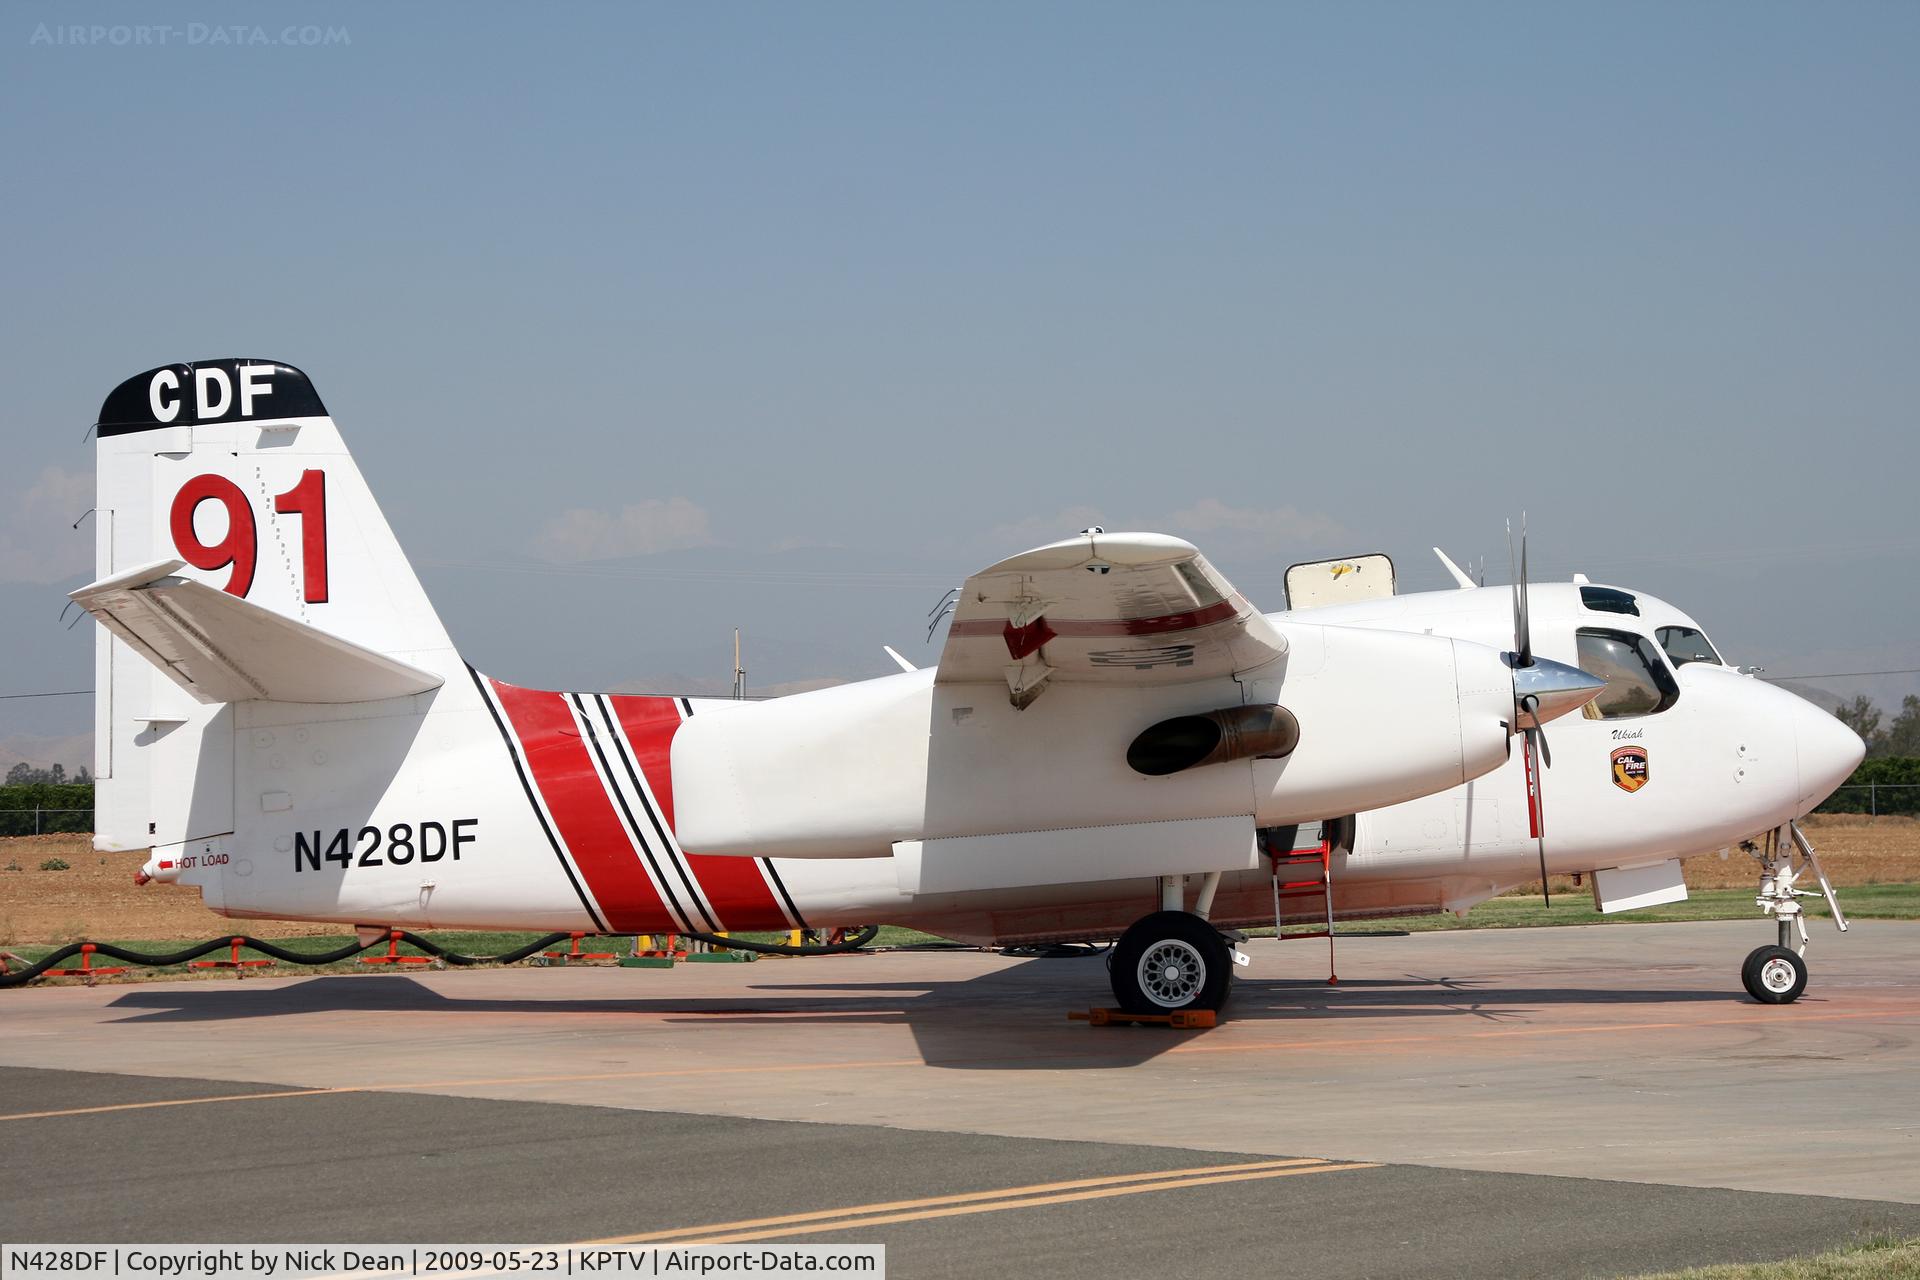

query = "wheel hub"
[
  {"left": 1138, "top": 939, "right": 1205, "bottom": 1007},
  {"left": 1760, "top": 957, "right": 1798, "bottom": 994}
]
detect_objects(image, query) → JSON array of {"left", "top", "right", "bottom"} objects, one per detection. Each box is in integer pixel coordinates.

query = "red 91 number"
[{"left": 169, "top": 470, "right": 329, "bottom": 602}]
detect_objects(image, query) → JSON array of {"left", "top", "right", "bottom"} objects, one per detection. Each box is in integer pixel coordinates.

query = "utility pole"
[{"left": 732, "top": 628, "right": 745, "bottom": 700}]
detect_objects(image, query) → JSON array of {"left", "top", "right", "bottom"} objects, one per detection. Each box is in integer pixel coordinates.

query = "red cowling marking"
[
  {"left": 608, "top": 695, "right": 791, "bottom": 932},
  {"left": 950, "top": 598, "right": 1240, "bottom": 641},
  {"left": 489, "top": 680, "right": 676, "bottom": 933}
]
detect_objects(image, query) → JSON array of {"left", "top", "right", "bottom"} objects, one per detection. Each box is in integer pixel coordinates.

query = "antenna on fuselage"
[
  {"left": 732, "top": 628, "right": 745, "bottom": 700},
  {"left": 1433, "top": 547, "right": 1476, "bottom": 590}
]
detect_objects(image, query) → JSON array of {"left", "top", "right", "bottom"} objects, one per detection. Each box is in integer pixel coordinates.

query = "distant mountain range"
[{"left": 0, "top": 730, "right": 91, "bottom": 776}]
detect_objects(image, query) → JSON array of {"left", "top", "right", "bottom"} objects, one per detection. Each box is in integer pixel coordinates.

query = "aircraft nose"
[{"left": 1793, "top": 696, "right": 1866, "bottom": 812}]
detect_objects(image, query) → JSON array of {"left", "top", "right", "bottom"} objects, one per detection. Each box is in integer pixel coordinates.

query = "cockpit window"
[
  {"left": 1576, "top": 628, "right": 1680, "bottom": 719},
  {"left": 1656, "top": 626, "right": 1722, "bottom": 668},
  {"left": 1579, "top": 586, "right": 1640, "bottom": 617}
]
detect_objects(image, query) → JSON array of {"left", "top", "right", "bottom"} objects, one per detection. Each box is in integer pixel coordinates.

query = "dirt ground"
[
  {"left": 1, "top": 816, "right": 1915, "bottom": 947},
  {"left": 1680, "top": 814, "right": 1919, "bottom": 888},
  {"left": 0, "top": 836, "right": 324, "bottom": 946}
]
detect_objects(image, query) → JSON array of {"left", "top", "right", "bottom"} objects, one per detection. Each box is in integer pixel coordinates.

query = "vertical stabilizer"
[{"left": 90, "top": 359, "right": 456, "bottom": 852}]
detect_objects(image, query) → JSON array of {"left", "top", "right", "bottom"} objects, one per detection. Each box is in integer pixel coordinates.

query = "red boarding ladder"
[{"left": 1265, "top": 824, "right": 1337, "bottom": 985}]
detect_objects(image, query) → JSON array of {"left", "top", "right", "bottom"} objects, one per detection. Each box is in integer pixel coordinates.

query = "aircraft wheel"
[
  {"left": 1111, "top": 910, "right": 1231, "bottom": 1014},
  {"left": 1741, "top": 944, "right": 1808, "bottom": 1004}
]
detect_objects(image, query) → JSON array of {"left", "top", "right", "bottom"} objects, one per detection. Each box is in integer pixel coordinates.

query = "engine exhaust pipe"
[{"left": 1127, "top": 704, "right": 1300, "bottom": 777}]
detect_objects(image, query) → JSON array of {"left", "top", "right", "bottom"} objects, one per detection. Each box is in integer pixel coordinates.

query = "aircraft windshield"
[
  {"left": 1657, "top": 626, "right": 1722, "bottom": 668},
  {"left": 1576, "top": 628, "right": 1680, "bottom": 719}
]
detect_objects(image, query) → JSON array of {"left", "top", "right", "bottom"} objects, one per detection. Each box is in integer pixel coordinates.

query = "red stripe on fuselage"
[
  {"left": 607, "top": 695, "right": 792, "bottom": 931},
  {"left": 488, "top": 680, "right": 676, "bottom": 933}
]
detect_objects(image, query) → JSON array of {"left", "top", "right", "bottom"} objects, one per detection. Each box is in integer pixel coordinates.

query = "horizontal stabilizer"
[{"left": 70, "top": 559, "right": 444, "bottom": 705}]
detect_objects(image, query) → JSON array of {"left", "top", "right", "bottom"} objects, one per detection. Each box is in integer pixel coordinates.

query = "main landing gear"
[
  {"left": 1111, "top": 910, "right": 1233, "bottom": 1014},
  {"left": 1740, "top": 821, "right": 1847, "bottom": 1005},
  {"left": 1108, "top": 873, "right": 1241, "bottom": 1015}
]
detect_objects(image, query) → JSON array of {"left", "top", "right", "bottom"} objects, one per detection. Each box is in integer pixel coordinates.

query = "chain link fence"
[
  {"left": 1816, "top": 784, "right": 1920, "bottom": 818},
  {"left": 0, "top": 808, "right": 92, "bottom": 836}
]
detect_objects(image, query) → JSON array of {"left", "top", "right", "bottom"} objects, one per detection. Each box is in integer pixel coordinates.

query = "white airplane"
[{"left": 75, "top": 360, "right": 1863, "bottom": 1016}]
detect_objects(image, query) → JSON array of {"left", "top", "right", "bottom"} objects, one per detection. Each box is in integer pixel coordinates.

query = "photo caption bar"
[{"left": 1, "top": 1246, "right": 884, "bottom": 1280}]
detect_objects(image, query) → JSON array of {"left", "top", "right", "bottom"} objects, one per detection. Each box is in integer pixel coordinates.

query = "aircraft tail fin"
[{"left": 88, "top": 359, "right": 458, "bottom": 851}]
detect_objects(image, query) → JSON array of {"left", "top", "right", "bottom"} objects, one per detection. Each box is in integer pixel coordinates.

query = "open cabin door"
[{"left": 1284, "top": 554, "right": 1395, "bottom": 610}]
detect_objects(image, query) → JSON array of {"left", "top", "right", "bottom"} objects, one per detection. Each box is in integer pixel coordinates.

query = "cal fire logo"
[{"left": 1611, "top": 745, "right": 1650, "bottom": 793}]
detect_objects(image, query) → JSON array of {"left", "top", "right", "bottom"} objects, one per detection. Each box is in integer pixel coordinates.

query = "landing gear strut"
[
  {"left": 1740, "top": 821, "right": 1847, "bottom": 1005},
  {"left": 1110, "top": 910, "right": 1232, "bottom": 1015}
]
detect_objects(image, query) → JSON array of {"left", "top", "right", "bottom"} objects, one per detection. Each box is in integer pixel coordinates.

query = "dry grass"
[{"left": 1629, "top": 1238, "right": 1920, "bottom": 1279}]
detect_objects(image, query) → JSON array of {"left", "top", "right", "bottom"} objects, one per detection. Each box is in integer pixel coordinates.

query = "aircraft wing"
[{"left": 935, "top": 531, "right": 1286, "bottom": 707}]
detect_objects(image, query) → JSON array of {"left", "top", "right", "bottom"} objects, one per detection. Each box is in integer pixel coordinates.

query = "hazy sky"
[{"left": 3, "top": 1, "right": 1917, "bottom": 747}]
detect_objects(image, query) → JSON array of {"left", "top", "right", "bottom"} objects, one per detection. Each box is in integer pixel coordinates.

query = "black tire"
[
  {"left": 1741, "top": 944, "right": 1808, "bottom": 1004},
  {"left": 1110, "top": 910, "right": 1232, "bottom": 1014}
]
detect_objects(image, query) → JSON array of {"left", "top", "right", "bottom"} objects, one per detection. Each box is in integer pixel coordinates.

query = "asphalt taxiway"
[{"left": 3, "top": 920, "right": 1917, "bottom": 1277}]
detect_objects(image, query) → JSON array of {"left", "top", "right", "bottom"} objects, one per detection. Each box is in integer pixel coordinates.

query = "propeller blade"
[
  {"left": 1506, "top": 519, "right": 1522, "bottom": 663},
  {"left": 1522, "top": 724, "right": 1551, "bottom": 907},
  {"left": 1517, "top": 511, "right": 1532, "bottom": 667},
  {"left": 1504, "top": 514, "right": 1550, "bottom": 905},
  {"left": 1522, "top": 727, "right": 1543, "bottom": 840},
  {"left": 1523, "top": 693, "right": 1554, "bottom": 769}
]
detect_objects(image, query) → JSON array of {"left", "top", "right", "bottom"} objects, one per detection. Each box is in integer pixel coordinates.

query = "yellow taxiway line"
[
  {"left": 296, "top": 1158, "right": 1381, "bottom": 1280},
  {"left": 589, "top": 1158, "right": 1381, "bottom": 1245}
]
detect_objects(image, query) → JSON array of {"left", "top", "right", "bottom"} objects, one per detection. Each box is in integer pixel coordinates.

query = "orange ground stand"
[
  {"left": 190, "top": 937, "right": 275, "bottom": 971},
  {"left": 539, "top": 931, "right": 621, "bottom": 963},
  {"left": 358, "top": 930, "right": 436, "bottom": 965},
  {"left": 43, "top": 944, "right": 131, "bottom": 978},
  {"left": 1069, "top": 1007, "right": 1216, "bottom": 1029}
]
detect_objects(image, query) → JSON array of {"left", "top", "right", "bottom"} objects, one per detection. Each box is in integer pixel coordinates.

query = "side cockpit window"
[
  {"left": 1656, "top": 626, "right": 1722, "bottom": 668},
  {"left": 1576, "top": 628, "right": 1680, "bottom": 719}
]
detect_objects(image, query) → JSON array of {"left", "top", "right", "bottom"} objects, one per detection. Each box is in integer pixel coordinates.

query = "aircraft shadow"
[{"left": 101, "top": 956, "right": 1747, "bottom": 1072}]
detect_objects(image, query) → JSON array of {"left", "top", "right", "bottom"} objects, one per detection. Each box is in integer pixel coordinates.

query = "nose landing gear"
[
  {"left": 1741, "top": 944, "right": 1808, "bottom": 1004},
  {"left": 1741, "top": 821, "right": 1847, "bottom": 1005}
]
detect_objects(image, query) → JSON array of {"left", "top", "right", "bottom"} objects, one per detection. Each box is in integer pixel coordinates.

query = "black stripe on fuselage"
[
  {"left": 590, "top": 695, "right": 721, "bottom": 933},
  {"left": 564, "top": 692, "right": 696, "bottom": 935},
  {"left": 466, "top": 665, "right": 606, "bottom": 933}
]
